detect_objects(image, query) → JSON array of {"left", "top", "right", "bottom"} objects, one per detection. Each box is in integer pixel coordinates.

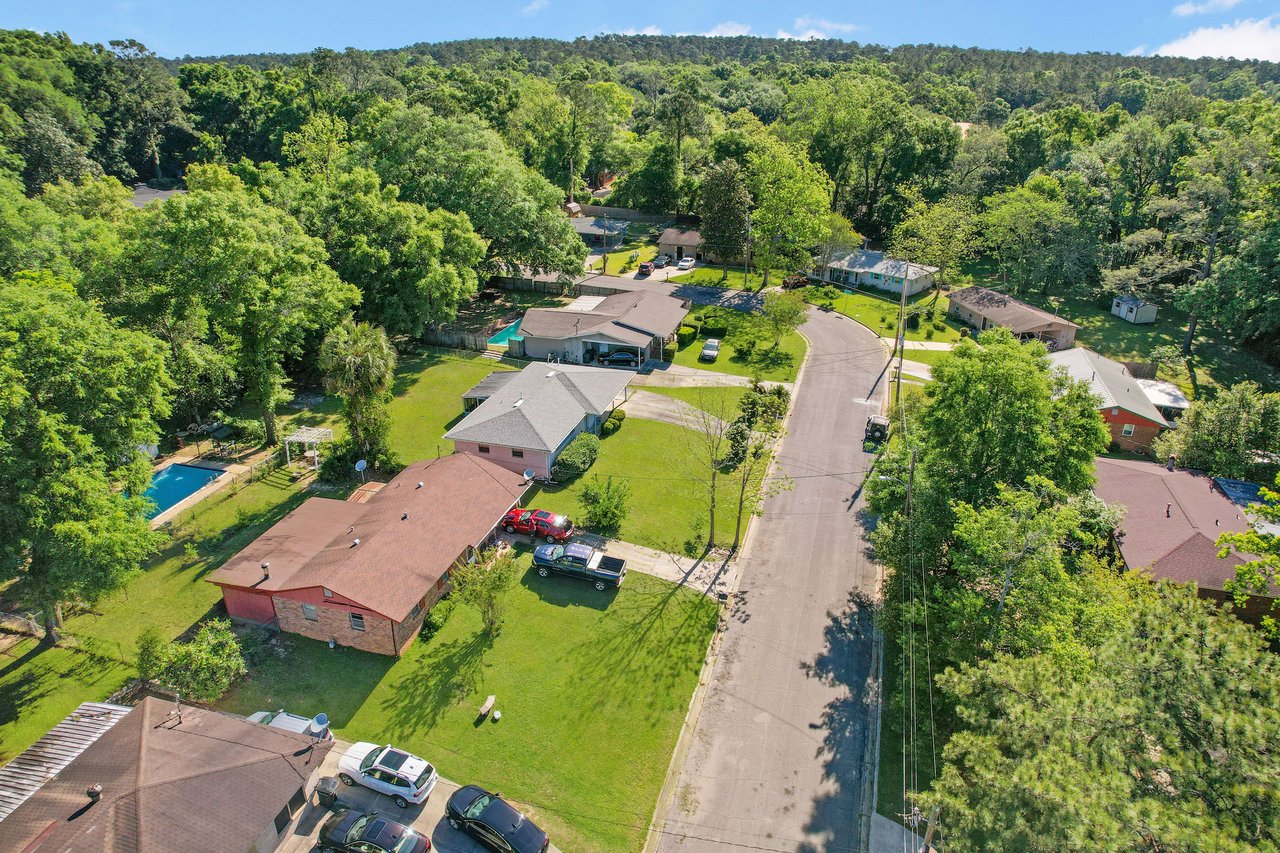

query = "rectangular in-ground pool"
[
  {"left": 487, "top": 321, "right": 521, "bottom": 346},
  {"left": 144, "top": 463, "right": 223, "bottom": 519}
]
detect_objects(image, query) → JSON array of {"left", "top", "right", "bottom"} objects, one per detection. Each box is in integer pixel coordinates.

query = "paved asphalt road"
[{"left": 653, "top": 305, "right": 890, "bottom": 853}]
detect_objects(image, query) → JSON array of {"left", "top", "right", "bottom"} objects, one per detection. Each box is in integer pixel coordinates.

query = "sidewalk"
[
  {"left": 880, "top": 337, "right": 956, "bottom": 351},
  {"left": 633, "top": 362, "right": 793, "bottom": 390}
]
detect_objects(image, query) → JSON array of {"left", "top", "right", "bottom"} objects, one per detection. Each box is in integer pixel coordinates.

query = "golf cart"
[{"left": 864, "top": 415, "right": 890, "bottom": 446}]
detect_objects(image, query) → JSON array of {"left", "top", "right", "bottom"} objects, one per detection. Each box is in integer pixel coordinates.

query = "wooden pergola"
[{"left": 283, "top": 426, "right": 333, "bottom": 470}]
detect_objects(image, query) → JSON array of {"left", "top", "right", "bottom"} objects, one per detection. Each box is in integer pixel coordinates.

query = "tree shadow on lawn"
[
  {"left": 796, "top": 590, "right": 879, "bottom": 853},
  {"left": 559, "top": 579, "right": 719, "bottom": 726},
  {"left": 730, "top": 345, "right": 794, "bottom": 375},
  {"left": 0, "top": 641, "right": 127, "bottom": 730},
  {"left": 520, "top": 569, "right": 613, "bottom": 612},
  {"left": 377, "top": 631, "right": 494, "bottom": 740}
]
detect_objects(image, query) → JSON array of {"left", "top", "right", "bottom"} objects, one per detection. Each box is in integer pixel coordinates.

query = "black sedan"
[
  {"left": 445, "top": 785, "right": 549, "bottom": 853},
  {"left": 318, "top": 808, "right": 430, "bottom": 853},
  {"left": 600, "top": 351, "right": 639, "bottom": 367}
]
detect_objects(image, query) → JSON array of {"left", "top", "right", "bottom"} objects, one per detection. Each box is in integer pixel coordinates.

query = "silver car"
[
  {"left": 337, "top": 742, "right": 440, "bottom": 808},
  {"left": 700, "top": 338, "right": 721, "bottom": 362}
]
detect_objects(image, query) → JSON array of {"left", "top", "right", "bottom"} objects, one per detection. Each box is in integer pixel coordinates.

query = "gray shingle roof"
[
  {"left": 1048, "top": 348, "right": 1169, "bottom": 427},
  {"left": 445, "top": 363, "right": 633, "bottom": 452},
  {"left": 948, "top": 286, "right": 1080, "bottom": 333},
  {"left": 826, "top": 249, "right": 938, "bottom": 280},
  {"left": 518, "top": 289, "right": 687, "bottom": 344},
  {"left": 462, "top": 370, "right": 517, "bottom": 401},
  {"left": 658, "top": 227, "right": 702, "bottom": 248}
]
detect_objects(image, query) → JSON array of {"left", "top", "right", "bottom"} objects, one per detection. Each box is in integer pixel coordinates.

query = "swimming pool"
[
  {"left": 487, "top": 321, "right": 521, "bottom": 346},
  {"left": 144, "top": 463, "right": 223, "bottom": 519}
]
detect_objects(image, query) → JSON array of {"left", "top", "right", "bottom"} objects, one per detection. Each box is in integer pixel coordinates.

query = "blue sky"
[{"left": 7, "top": 0, "right": 1280, "bottom": 60}]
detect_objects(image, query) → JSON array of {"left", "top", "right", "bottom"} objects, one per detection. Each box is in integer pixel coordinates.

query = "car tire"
[
  {"left": 595, "top": 580, "right": 607, "bottom": 591},
  {"left": 338, "top": 773, "right": 355, "bottom": 786},
  {"left": 448, "top": 817, "right": 462, "bottom": 830},
  {"left": 393, "top": 795, "right": 409, "bottom": 809},
  {"left": 545, "top": 534, "right": 557, "bottom": 544},
  {"left": 537, "top": 566, "right": 549, "bottom": 577},
  {"left": 504, "top": 524, "right": 515, "bottom": 533}
]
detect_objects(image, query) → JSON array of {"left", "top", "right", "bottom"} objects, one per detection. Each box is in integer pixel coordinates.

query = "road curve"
[{"left": 653, "top": 306, "right": 889, "bottom": 853}]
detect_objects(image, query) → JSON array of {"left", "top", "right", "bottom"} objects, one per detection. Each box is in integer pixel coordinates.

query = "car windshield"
[
  {"left": 545, "top": 545, "right": 564, "bottom": 559},
  {"left": 414, "top": 764, "right": 436, "bottom": 789},
  {"left": 359, "top": 747, "right": 382, "bottom": 771},
  {"left": 519, "top": 511, "right": 532, "bottom": 522},
  {"left": 346, "top": 814, "right": 372, "bottom": 844},
  {"left": 464, "top": 793, "right": 492, "bottom": 819}
]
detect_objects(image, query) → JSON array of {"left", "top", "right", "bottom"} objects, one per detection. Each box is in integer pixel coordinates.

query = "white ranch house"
[{"left": 815, "top": 249, "right": 938, "bottom": 297}]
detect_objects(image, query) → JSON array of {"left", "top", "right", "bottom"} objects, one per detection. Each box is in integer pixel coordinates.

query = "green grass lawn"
[
  {"left": 386, "top": 350, "right": 516, "bottom": 461},
  {"left": 217, "top": 560, "right": 719, "bottom": 853},
  {"left": 963, "top": 258, "right": 1279, "bottom": 396},
  {"left": 805, "top": 286, "right": 965, "bottom": 343},
  {"left": 644, "top": 385, "right": 750, "bottom": 420},
  {"left": 590, "top": 241, "right": 658, "bottom": 274},
  {"left": 675, "top": 308, "right": 807, "bottom": 383},
  {"left": 666, "top": 264, "right": 784, "bottom": 291},
  {"left": 523, "top": 418, "right": 739, "bottom": 551},
  {"left": 897, "top": 348, "right": 954, "bottom": 368}
]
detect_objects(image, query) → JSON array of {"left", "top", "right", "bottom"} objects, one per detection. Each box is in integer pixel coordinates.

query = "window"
[
  {"left": 478, "top": 445, "right": 490, "bottom": 454},
  {"left": 322, "top": 587, "right": 333, "bottom": 599},
  {"left": 350, "top": 613, "right": 366, "bottom": 632},
  {"left": 511, "top": 449, "right": 524, "bottom": 459},
  {"left": 408, "top": 603, "right": 421, "bottom": 620},
  {"left": 273, "top": 804, "right": 292, "bottom": 835},
  {"left": 302, "top": 603, "right": 319, "bottom": 621},
  {"left": 1122, "top": 423, "right": 1136, "bottom": 437}
]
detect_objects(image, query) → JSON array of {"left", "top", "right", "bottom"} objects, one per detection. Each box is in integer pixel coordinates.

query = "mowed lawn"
[
  {"left": 805, "top": 286, "right": 964, "bottom": 343},
  {"left": 218, "top": 561, "right": 719, "bottom": 853},
  {"left": 644, "top": 385, "right": 750, "bottom": 420},
  {"left": 523, "top": 418, "right": 739, "bottom": 551},
  {"left": 666, "top": 263, "right": 784, "bottom": 291}
]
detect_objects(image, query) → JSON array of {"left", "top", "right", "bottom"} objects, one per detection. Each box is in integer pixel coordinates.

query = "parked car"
[
  {"left": 653, "top": 254, "right": 670, "bottom": 268},
  {"left": 246, "top": 708, "right": 333, "bottom": 740},
  {"left": 318, "top": 809, "right": 430, "bottom": 853},
  {"left": 532, "top": 542, "right": 626, "bottom": 591},
  {"left": 677, "top": 257, "right": 695, "bottom": 270},
  {"left": 446, "top": 785, "right": 549, "bottom": 853},
  {"left": 699, "top": 338, "right": 721, "bottom": 362},
  {"left": 600, "top": 350, "right": 639, "bottom": 367},
  {"left": 337, "top": 743, "right": 439, "bottom": 808},
  {"left": 502, "top": 508, "right": 574, "bottom": 543},
  {"left": 781, "top": 273, "right": 810, "bottom": 289},
  {"left": 638, "top": 261, "right": 654, "bottom": 276}
]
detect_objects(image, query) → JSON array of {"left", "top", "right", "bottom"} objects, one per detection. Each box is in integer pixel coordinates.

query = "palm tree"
[{"left": 319, "top": 320, "right": 397, "bottom": 457}]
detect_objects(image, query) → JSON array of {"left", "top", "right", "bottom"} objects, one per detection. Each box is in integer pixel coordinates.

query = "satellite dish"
[
  {"left": 354, "top": 459, "right": 367, "bottom": 472},
  {"left": 523, "top": 468, "right": 535, "bottom": 482},
  {"left": 311, "top": 712, "right": 329, "bottom": 730}
]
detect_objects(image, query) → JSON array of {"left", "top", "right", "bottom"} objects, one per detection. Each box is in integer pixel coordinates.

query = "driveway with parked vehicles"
[{"left": 532, "top": 542, "right": 626, "bottom": 590}]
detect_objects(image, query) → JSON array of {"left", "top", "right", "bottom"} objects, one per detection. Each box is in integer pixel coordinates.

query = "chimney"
[
  {"left": 416, "top": 481, "right": 424, "bottom": 489},
  {"left": 352, "top": 538, "right": 361, "bottom": 546},
  {"left": 260, "top": 561, "right": 270, "bottom": 580}
]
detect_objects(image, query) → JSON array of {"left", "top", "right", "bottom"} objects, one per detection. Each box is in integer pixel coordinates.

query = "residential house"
[
  {"left": 1093, "top": 457, "right": 1277, "bottom": 623},
  {"left": 447, "top": 362, "right": 632, "bottom": 479},
  {"left": 571, "top": 216, "right": 627, "bottom": 249},
  {"left": 512, "top": 289, "right": 688, "bottom": 364},
  {"left": 0, "top": 697, "right": 334, "bottom": 852},
  {"left": 1048, "top": 348, "right": 1170, "bottom": 452},
  {"left": 208, "top": 453, "right": 528, "bottom": 656},
  {"left": 657, "top": 227, "right": 708, "bottom": 261},
  {"left": 1111, "top": 295, "right": 1158, "bottom": 324},
  {"left": 816, "top": 249, "right": 938, "bottom": 297},
  {"left": 947, "top": 286, "right": 1079, "bottom": 350}
]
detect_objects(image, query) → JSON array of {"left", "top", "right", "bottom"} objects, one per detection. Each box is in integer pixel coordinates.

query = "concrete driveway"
[
  {"left": 280, "top": 740, "right": 562, "bottom": 853},
  {"left": 652, "top": 307, "right": 891, "bottom": 852},
  {"left": 619, "top": 389, "right": 725, "bottom": 429}
]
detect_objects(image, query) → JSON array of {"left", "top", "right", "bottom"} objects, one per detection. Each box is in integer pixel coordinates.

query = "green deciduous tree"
[
  {"left": 579, "top": 475, "right": 631, "bottom": 535},
  {"left": 137, "top": 620, "right": 247, "bottom": 701},
  {"left": 746, "top": 140, "right": 831, "bottom": 286},
  {"left": 758, "top": 291, "right": 807, "bottom": 348},
  {"left": 1218, "top": 476, "right": 1280, "bottom": 638},
  {"left": 1152, "top": 381, "right": 1280, "bottom": 480},
  {"left": 0, "top": 273, "right": 170, "bottom": 640},
  {"left": 890, "top": 194, "right": 980, "bottom": 290},
  {"left": 450, "top": 547, "right": 521, "bottom": 635},
  {"left": 610, "top": 138, "right": 679, "bottom": 214}
]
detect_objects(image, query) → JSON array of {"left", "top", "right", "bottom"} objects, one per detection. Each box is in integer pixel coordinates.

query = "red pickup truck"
[{"left": 501, "top": 508, "right": 575, "bottom": 543}]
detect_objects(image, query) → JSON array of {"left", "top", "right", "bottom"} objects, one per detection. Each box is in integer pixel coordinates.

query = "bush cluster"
[
  {"left": 677, "top": 325, "right": 698, "bottom": 347},
  {"left": 551, "top": 432, "right": 600, "bottom": 481},
  {"left": 601, "top": 408, "right": 626, "bottom": 437}
]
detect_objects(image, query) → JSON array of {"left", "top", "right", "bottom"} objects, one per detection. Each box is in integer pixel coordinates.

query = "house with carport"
[
  {"left": 1048, "top": 347, "right": 1170, "bottom": 452},
  {"left": 511, "top": 289, "right": 688, "bottom": 365},
  {"left": 947, "top": 286, "right": 1079, "bottom": 350},
  {"left": 816, "top": 249, "right": 938, "bottom": 297},
  {"left": 447, "top": 362, "right": 633, "bottom": 479},
  {"left": 208, "top": 453, "right": 528, "bottom": 656}
]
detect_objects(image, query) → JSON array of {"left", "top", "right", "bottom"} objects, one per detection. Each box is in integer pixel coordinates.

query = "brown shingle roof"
[
  {"left": 518, "top": 289, "right": 687, "bottom": 343},
  {"left": 208, "top": 454, "right": 529, "bottom": 620},
  {"left": 948, "top": 286, "right": 1080, "bottom": 334},
  {"left": 1093, "top": 457, "right": 1255, "bottom": 593},
  {"left": 0, "top": 697, "right": 333, "bottom": 852},
  {"left": 657, "top": 227, "right": 702, "bottom": 248}
]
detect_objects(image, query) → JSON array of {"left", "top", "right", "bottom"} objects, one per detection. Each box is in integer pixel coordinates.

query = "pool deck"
[{"left": 148, "top": 448, "right": 247, "bottom": 529}]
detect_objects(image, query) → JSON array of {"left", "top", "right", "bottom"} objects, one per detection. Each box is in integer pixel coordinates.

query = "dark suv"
[
  {"left": 318, "top": 809, "right": 430, "bottom": 853},
  {"left": 446, "top": 785, "right": 549, "bottom": 853}
]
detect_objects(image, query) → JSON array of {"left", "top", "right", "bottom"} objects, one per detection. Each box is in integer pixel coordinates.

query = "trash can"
[{"left": 316, "top": 776, "right": 340, "bottom": 809}]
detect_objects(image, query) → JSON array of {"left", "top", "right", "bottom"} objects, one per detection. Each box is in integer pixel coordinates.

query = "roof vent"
[
  {"left": 348, "top": 526, "right": 355, "bottom": 534},
  {"left": 513, "top": 396, "right": 524, "bottom": 408},
  {"left": 401, "top": 512, "right": 408, "bottom": 521},
  {"left": 352, "top": 538, "right": 361, "bottom": 547},
  {"left": 261, "top": 561, "right": 270, "bottom": 579},
  {"left": 416, "top": 481, "right": 424, "bottom": 489},
  {"left": 86, "top": 784, "right": 103, "bottom": 803}
]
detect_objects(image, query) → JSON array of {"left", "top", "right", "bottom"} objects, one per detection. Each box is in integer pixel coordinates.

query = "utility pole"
[
  {"left": 918, "top": 805, "right": 940, "bottom": 852},
  {"left": 905, "top": 446, "right": 916, "bottom": 517},
  {"left": 894, "top": 256, "right": 910, "bottom": 405}
]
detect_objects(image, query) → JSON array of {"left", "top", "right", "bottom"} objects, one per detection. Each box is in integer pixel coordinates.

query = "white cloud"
[
  {"left": 521, "top": 0, "right": 547, "bottom": 15},
  {"left": 615, "top": 25, "right": 663, "bottom": 35},
  {"left": 704, "top": 21, "right": 753, "bottom": 37},
  {"left": 1172, "top": 0, "right": 1243, "bottom": 17},
  {"left": 777, "top": 16, "right": 861, "bottom": 40},
  {"left": 1127, "top": 44, "right": 1149, "bottom": 55},
  {"left": 1155, "top": 15, "right": 1280, "bottom": 59}
]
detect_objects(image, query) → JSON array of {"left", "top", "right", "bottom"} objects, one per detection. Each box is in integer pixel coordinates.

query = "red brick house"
[
  {"left": 208, "top": 454, "right": 529, "bottom": 656},
  {"left": 1093, "top": 457, "right": 1277, "bottom": 624},
  {"left": 1049, "top": 348, "right": 1170, "bottom": 452}
]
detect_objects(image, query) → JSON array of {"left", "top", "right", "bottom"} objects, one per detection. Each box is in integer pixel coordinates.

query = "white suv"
[{"left": 337, "top": 742, "right": 440, "bottom": 808}]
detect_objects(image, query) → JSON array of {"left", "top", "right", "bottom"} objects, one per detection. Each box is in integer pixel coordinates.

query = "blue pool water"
[
  {"left": 144, "top": 463, "right": 222, "bottom": 519},
  {"left": 487, "top": 321, "right": 521, "bottom": 346}
]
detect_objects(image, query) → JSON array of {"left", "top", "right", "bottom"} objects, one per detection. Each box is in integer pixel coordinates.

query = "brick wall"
[
  {"left": 1103, "top": 409, "right": 1164, "bottom": 453},
  {"left": 273, "top": 596, "right": 397, "bottom": 656}
]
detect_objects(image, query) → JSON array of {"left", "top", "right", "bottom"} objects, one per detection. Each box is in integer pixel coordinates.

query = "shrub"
[
  {"left": 601, "top": 414, "right": 623, "bottom": 437},
  {"left": 925, "top": 326, "right": 935, "bottom": 340},
  {"left": 136, "top": 627, "right": 166, "bottom": 682},
  {"left": 736, "top": 337, "right": 757, "bottom": 358},
  {"left": 610, "top": 409, "right": 627, "bottom": 423},
  {"left": 701, "top": 312, "right": 730, "bottom": 337},
  {"left": 768, "top": 384, "right": 791, "bottom": 406},
  {"left": 662, "top": 342, "right": 677, "bottom": 361},
  {"left": 137, "top": 619, "right": 247, "bottom": 702},
  {"left": 551, "top": 432, "right": 600, "bottom": 481},
  {"left": 578, "top": 475, "right": 631, "bottom": 534},
  {"left": 420, "top": 597, "right": 453, "bottom": 640},
  {"left": 723, "top": 421, "right": 751, "bottom": 468},
  {"left": 932, "top": 320, "right": 946, "bottom": 331},
  {"left": 677, "top": 325, "right": 698, "bottom": 347}
]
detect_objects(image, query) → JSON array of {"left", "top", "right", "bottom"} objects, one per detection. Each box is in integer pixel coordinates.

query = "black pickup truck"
[{"left": 531, "top": 542, "right": 626, "bottom": 590}]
